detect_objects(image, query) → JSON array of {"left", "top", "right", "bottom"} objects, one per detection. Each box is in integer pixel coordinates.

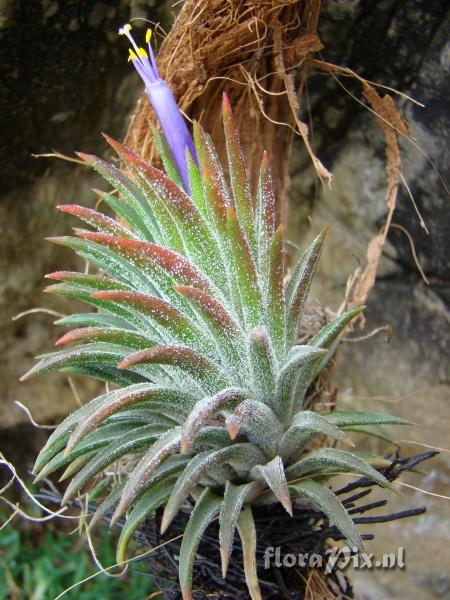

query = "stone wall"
[{"left": 289, "top": 2, "right": 450, "bottom": 597}]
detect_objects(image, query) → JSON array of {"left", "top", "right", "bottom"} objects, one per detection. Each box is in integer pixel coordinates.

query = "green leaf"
[
  {"left": 20, "top": 343, "right": 140, "bottom": 382},
  {"left": 236, "top": 506, "right": 262, "bottom": 600},
  {"left": 324, "top": 411, "right": 410, "bottom": 428},
  {"left": 255, "top": 151, "right": 276, "bottom": 269},
  {"left": 251, "top": 456, "right": 292, "bottom": 515},
  {"left": 34, "top": 422, "right": 141, "bottom": 482},
  {"left": 193, "top": 122, "right": 230, "bottom": 225},
  {"left": 226, "top": 400, "right": 282, "bottom": 457},
  {"left": 248, "top": 327, "right": 276, "bottom": 404},
  {"left": 62, "top": 424, "right": 164, "bottom": 503},
  {"left": 46, "top": 283, "right": 145, "bottom": 331},
  {"left": 57, "top": 204, "right": 133, "bottom": 238},
  {"left": 226, "top": 206, "right": 261, "bottom": 327},
  {"left": 289, "top": 479, "right": 363, "bottom": 551},
  {"left": 34, "top": 383, "right": 180, "bottom": 475},
  {"left": 222, "top": 94, "right": 255, "bottom": 252},
  {"left": 150, "top": 125, "right": 184, "bottom": 189},
  {"left": 265, "top": 226, "right": 286, "bottom": 356},
  {"left": 112, "top": 427, "right": 182, "bottom": 522},
  {"left": 54, "top": 312, "right": 132, "bottom": 330},
  {"left": 285, "top": 448, "right": 388, "bottom": 488},
  {"left": 343, "top": 425, "right": 395, "bottom": 443},
  {"left": 88, "top": 481, "right": 125, "bottom": 531},
  {"left": 286, "top": 227, "right": 328, "bottom": 345},
  {"left": 161, "top": 444, "right": 265, "bottom": 533},
  {"left": 309, "top": 307, "right": 364, "bottom": 376},
  {"left": 174, "top": 285, "right": 246, "bottom": 375},
  {"left": 59, "top": 364, "right": 147, "bottom": 387},
  {"left": 107, "top": 137, "right": 228, "bottom": 294},
  {"left": 89, "top": 482, "right": 125, "bottom": 531},
  {"left": 78, "top": 152, "right": 159, "bottom": 242},
  {"left": 76, "top": 233, "right": 215, "bottom": 309},
  {"left": 65, "top": 386, "right": 193, "bottom": 455},
  {"left": 274, "top": 346, "right": 326, "bottom": 421},
  {"left": 116, "top": 476, "right": 176, "bottom": 564},
  {"left": 54, "top": 326, "right": 153, "bottom": 349},
  {"left": 59, "top": 452, "right": 96, "bottom": 482},
  {"left": 96, "top": 189, "right": 150, "bottom": 241},
  {"left": 181, "top": 388, "right": 247, "bottom": 453},
  {"left": 280, "top": 411, "right": 350, "bottom": 462},
  {"left": 192, "top": 426, "right": 234, "bottom": 451},
  {"left": 219, "top": 481, "right": 259, "bottom": 577},
  {"left": 118, "top": 345, "right": 227, "bottom": 395},
  {"left": 179, "top": 489, "right": 222, "bottom": 600},
  {"left": 186, "top": 151, "right": 207, "bottom": 217},
  {"left": 91, "top": 290, "right": 213, "bottom": 355},
  {"left": 47, "top": 236, "right": 165, "bottom": 302}
]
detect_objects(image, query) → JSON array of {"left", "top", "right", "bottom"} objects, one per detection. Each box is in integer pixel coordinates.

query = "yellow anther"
[
  {"left": 146, "top": 28, "right": 152, "bottom": 44},
  {"left": 128, "top": 49, "right": 138, "bottom": 62},
  {"left": 137, "top": 47, "right": 148, "bottom": 59},
  {"left": 119, "top": 23, "right": 132, "bottom": 35}
]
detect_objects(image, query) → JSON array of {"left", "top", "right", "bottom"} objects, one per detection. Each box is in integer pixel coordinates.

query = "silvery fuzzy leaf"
[
  {"left": 116, "top": 476, "right": 176, "bottom": 564},
  {"left": 275, "top": 345, "right": 326, "bottom": 421},
  {"left": 280, "top": 411, "right": 350, "bottom": 462},
  {"left": 219, "top": 481, "right": 260, "bottom": 577},
  {"left": 285, "top": 447, "right": 388, "bottom": 488},
  {"left": 251, "top": 456, "right": 292, "bottom": 515},
  {"left": 286, "top": 227, "right": 328, "bottom": 345},
  {"left": 179, "top": 489, "right": 222, "bottom": 600},
  {"left": 181, "top": 387, "right": 247, "bottom": 453},
  {"left": 226, "top": 399, "right": 282, "bottom": 457},
  {"left": 289, "top": 479, "right": 363, "bottom": 551},
  {"left": 161, "top": 444, "right": 265, "bottom": 533},
  {"left": 112, "top": 426, "right": 183, "bottom": 522},
  {"left": 236, "top": 506, "right": 262, "bottom": 600},
  {"left": 62, "top": 424, "right": 164, "bottom": 503}
]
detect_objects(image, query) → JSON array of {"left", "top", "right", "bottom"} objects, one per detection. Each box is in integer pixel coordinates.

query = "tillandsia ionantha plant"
[{"left": 23, "top": 24, "right": 411, "bottom": 599}]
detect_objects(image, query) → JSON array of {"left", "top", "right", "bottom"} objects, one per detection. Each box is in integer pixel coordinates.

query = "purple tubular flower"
[{"left": 119, "top": 24, "right": 197, "bottom": 192}]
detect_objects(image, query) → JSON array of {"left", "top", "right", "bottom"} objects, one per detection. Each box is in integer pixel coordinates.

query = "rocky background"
[
  {"left": 290, "top": 2, "right": 450, "bottom": 598},
  {"left": 0, "top": 1, "right": 448, "bottom": 599}
]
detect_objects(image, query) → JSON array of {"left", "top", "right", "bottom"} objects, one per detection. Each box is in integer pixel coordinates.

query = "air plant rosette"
[{"left": 24, "top": 24, "right": 433, "bottom": 600}]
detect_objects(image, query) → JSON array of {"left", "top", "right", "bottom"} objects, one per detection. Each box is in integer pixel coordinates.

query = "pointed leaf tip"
[
  {"left": 222, "top": 91, "right": 232, "bottom": 113},
  {"left": 54, "top": 334, "right": 69, "bottom": 346},
  {"left": 45, "top": 271, "right": 68, "bottom": 280},
  {"left": 253, "top": 456, "right": 292, "bottom": 516},
  {"left": 75, "top": 152, "right": 96, "bottom": 164},
  {"left": 102, "top": 132, "right": 128, "bottom": 156},
  {"left": 56, "top": 204, "right": 81, "bottom": 214},
  {"left": 45, "top": 236, "right": 65, "bottom": 245},
  {"left": 227, "top": 419, "right": 239, "bottom": 441}
]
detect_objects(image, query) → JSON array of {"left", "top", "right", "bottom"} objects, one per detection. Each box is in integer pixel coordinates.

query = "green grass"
[{"left": 0, "top": 508, "right": 158, "bottom": 600}]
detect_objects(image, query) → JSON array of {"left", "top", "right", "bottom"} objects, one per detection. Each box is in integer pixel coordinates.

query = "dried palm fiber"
[{"left": 125, "top": 0, "right": 325, "bottom": 227}]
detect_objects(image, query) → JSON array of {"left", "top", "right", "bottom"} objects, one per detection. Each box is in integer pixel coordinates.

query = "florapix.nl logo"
[{"left": 263, "top": 546, "right": 406, "bottom": 574}]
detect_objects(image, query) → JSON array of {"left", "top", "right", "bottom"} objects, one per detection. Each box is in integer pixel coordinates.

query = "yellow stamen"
[
  {"left": 146, "top": 28, "right": 152, "bottom": 44},
  {"left": 128, "top": 49, "right": 138, "bottom": 62},
  {"left": 119, "top": 23, "right": 132, "bottom": 35},
  {"left": 137, "top": 47, "right": 148, "bottom": 59}
]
